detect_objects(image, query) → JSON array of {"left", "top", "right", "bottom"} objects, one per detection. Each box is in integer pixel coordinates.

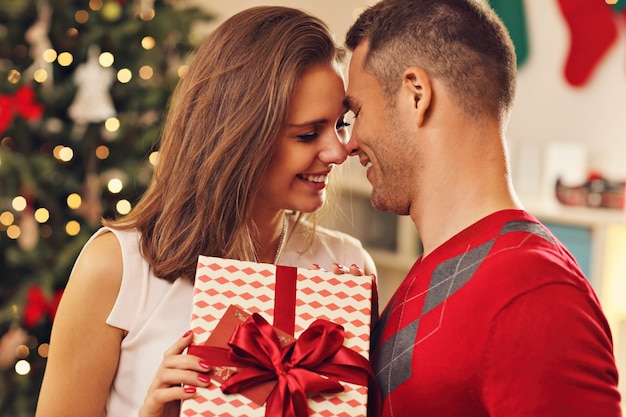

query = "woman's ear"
[{"left": 401, "top": 67, "right": 432, "bottom": 127}]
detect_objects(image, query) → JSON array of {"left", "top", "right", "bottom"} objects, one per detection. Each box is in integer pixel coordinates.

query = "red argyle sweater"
[{"left": 371, "top": 210, "right": 621, "bottom": 417}]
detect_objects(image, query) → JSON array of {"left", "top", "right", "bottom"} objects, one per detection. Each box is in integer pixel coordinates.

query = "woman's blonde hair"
[{"left": 105, "top": 6, "right": 344, "bottom": 282}]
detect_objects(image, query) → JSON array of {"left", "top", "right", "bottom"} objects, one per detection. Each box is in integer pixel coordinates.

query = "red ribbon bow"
[
  {"left": 0, "top": 85, "right": 44, "bottom": 134},
  {"left": 188, "top": 313, "right": 373, "bottom": 417},
  {"left": 23, "top": 285, "right": 63, "bottom": 329}
]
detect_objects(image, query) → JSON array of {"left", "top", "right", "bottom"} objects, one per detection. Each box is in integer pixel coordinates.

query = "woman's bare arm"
[{"left": 36, "top": 231, "right": 124, "bottom": 417}]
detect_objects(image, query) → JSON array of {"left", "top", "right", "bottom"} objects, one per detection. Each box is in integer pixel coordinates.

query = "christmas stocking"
[
  {"left": 613, "top": 2, "right": 626, "bottom": 32},
  {"left": 488, "top": 0, "right": 529, "bottom": 67},
  {"left": 557, "top": 0, "right": 618, "bottom": 87}
]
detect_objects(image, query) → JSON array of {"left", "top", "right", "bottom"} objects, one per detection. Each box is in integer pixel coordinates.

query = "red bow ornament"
[
  {"left": 23, "top": 285, "right": 63, "bottom": 328},
  {"left": 0, "top": 85, "right": 44, "bottom": 134},
  {"left": 188, "top": 310, "right": 374, "bottom": 417}
]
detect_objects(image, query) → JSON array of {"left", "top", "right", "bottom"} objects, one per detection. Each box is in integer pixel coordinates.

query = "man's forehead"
[
  {"left": 347, "top": 44, "right": 367, "bottom": 78},
  {"left": 346, "top": 43, "right": 369, "bottom": 85}
]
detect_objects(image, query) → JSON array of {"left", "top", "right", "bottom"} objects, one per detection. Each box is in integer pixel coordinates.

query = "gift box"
[{"left": 180, "top": 255, "right": 375, "bottom": 417}]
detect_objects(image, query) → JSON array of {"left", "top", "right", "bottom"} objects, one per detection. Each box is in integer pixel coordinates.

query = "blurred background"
[{"left": 1, "top": 0, "right": 625, "bottom": 414}]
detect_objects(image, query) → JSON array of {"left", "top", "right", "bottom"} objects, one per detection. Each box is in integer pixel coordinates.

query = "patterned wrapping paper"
[{"left": 180, "top": 255, "right": 374, "bottom": 417}]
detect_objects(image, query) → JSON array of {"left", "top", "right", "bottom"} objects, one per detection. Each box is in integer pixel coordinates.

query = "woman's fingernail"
[
  {"left": 334, "top": 263, "right": 343, "bottom": 270},
  {"left": 198, "top": 374, "right": 210, "bottom": 383},
  {"left": 351, "top": 264, "right": 361, "bottom": 270},
  {"left": 313, "top": 263, "right": 321, "bottom": 269},
  {"left": 199, "top": 360, "right": 211, "bottom": 369},
  {"left": 184, "top": 386, "right": 197, "bottom": 394},
  {"left": 183, "top": 330, "right": 192, "bottom": 338}
]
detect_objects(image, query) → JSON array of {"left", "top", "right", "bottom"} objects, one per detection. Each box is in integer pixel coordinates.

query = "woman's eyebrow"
[{"left": 286, "top": 118, "right": 328, "bottom": 128}]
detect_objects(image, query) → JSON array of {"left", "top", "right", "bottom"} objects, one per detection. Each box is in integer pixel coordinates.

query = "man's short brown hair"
[{"left": 346, "top": 0, "right": 517, "bottom": 121}]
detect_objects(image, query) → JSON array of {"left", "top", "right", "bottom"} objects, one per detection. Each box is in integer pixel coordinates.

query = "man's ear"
[{"left": 401, "top": 67, "right": 432, "bottom": 127}]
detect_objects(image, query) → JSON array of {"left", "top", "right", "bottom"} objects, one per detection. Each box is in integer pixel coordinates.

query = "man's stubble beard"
[{"left": 369, "top": 112, "right": 415, "bottom": 217}]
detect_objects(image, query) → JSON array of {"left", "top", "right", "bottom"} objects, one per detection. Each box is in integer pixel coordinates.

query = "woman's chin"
[{"left": 293, "top": 199, "right": 325, "bottom": 214}]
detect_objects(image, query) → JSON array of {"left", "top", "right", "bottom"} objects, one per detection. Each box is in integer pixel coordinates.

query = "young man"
[{"left": 343, "top": 1, "right": 622, "bottom": 416}]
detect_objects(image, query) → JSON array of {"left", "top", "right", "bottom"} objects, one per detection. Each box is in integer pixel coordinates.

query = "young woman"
[{"left": 35, "top": 6, "right": 376, "bottom": 417}]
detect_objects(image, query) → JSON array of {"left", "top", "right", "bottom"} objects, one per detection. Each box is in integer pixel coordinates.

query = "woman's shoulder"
[
  {"left": 73, "top": 227, "right": 145, "bottom": 299},
  {"left": 64, "top": 229, "right": 124, "bottom": 322},
  {"left": 90, "top": 226, "right": 140, "bottom": 248},
  {"left": 77, "top": 229, "right": 124, "bottom": 278},
  {"left": 85, "top": 226, "right": 144, "bottom": 264}
]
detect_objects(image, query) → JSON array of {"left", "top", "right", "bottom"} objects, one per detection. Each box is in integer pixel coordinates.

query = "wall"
[
  {"left": 509, "top": 0, "right": 626, "bottom": 188},
  {"left": 194, "top": 0, "right": 376, "bottom": 45}
]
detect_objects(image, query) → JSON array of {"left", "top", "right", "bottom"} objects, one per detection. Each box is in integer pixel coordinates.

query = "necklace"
[{"left": 273, "top": 214, "right": 288, "bottom": 264}]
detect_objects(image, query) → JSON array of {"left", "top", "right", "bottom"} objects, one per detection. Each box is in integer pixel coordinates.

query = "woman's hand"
[
  {"left": 313, "top": 262, "right": 365, "bottom": 275},
  {"left": 139, "top": 331, "right": 212, "bottom": 417},
  {"left": 331, "top": 263, "right": 365, "bottom": 275}
]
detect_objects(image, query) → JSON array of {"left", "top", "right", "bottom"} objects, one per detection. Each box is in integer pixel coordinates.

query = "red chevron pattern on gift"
[{"left": 180, "top": 255, "right": 373, "bottom": 417}]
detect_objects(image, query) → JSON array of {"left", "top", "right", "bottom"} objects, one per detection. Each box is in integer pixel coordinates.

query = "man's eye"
[{"left": 336, "top": 119, "right": 351, "bottom": 129}]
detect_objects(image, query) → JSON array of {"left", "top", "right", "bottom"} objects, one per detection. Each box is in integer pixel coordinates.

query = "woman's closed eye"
[
  {"left": 295, "top": 117, "right": 350, "bottom": 142},
  {"left": 296, "top": 131, "right": 319, "bottom": 142}
]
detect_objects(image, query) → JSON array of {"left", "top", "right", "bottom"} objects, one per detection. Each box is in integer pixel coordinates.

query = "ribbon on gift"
[{"left": 188, "top": 312, "right": 374, "bottom": 417}]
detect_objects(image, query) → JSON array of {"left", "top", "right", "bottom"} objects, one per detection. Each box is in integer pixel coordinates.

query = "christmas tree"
[{"left": 0, "top": 0, "right": 213, "bottom": 414}]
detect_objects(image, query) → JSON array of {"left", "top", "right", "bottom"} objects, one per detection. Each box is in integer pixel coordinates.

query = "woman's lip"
[
  {"left": 296, "top": 173, "right": 327, "bottom": 190},
  {"left": 297, "top": 173, "right": 328, "bottom": 183}
]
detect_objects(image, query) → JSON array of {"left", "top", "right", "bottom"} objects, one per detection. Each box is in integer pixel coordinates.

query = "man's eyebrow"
[{"left": 343, "top": 95, "right": 356, "bottom": 111}]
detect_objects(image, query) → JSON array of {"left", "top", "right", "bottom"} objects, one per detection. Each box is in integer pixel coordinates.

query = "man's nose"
[{"left": 344, "top": 132, "right": 359, "bottom": 156}]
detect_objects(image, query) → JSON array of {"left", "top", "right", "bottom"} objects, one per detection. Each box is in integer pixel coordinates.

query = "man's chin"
[
  {"left": 370, "top": 194, "right": 388, "bottom": 212},
  {"left": 371, "top": 193, "right": 407, "bottom": 215}
]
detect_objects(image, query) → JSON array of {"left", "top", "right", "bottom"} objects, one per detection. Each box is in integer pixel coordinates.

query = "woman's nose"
[{"left": 319, "top": 134, "right": 349, "bottom": 164}]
